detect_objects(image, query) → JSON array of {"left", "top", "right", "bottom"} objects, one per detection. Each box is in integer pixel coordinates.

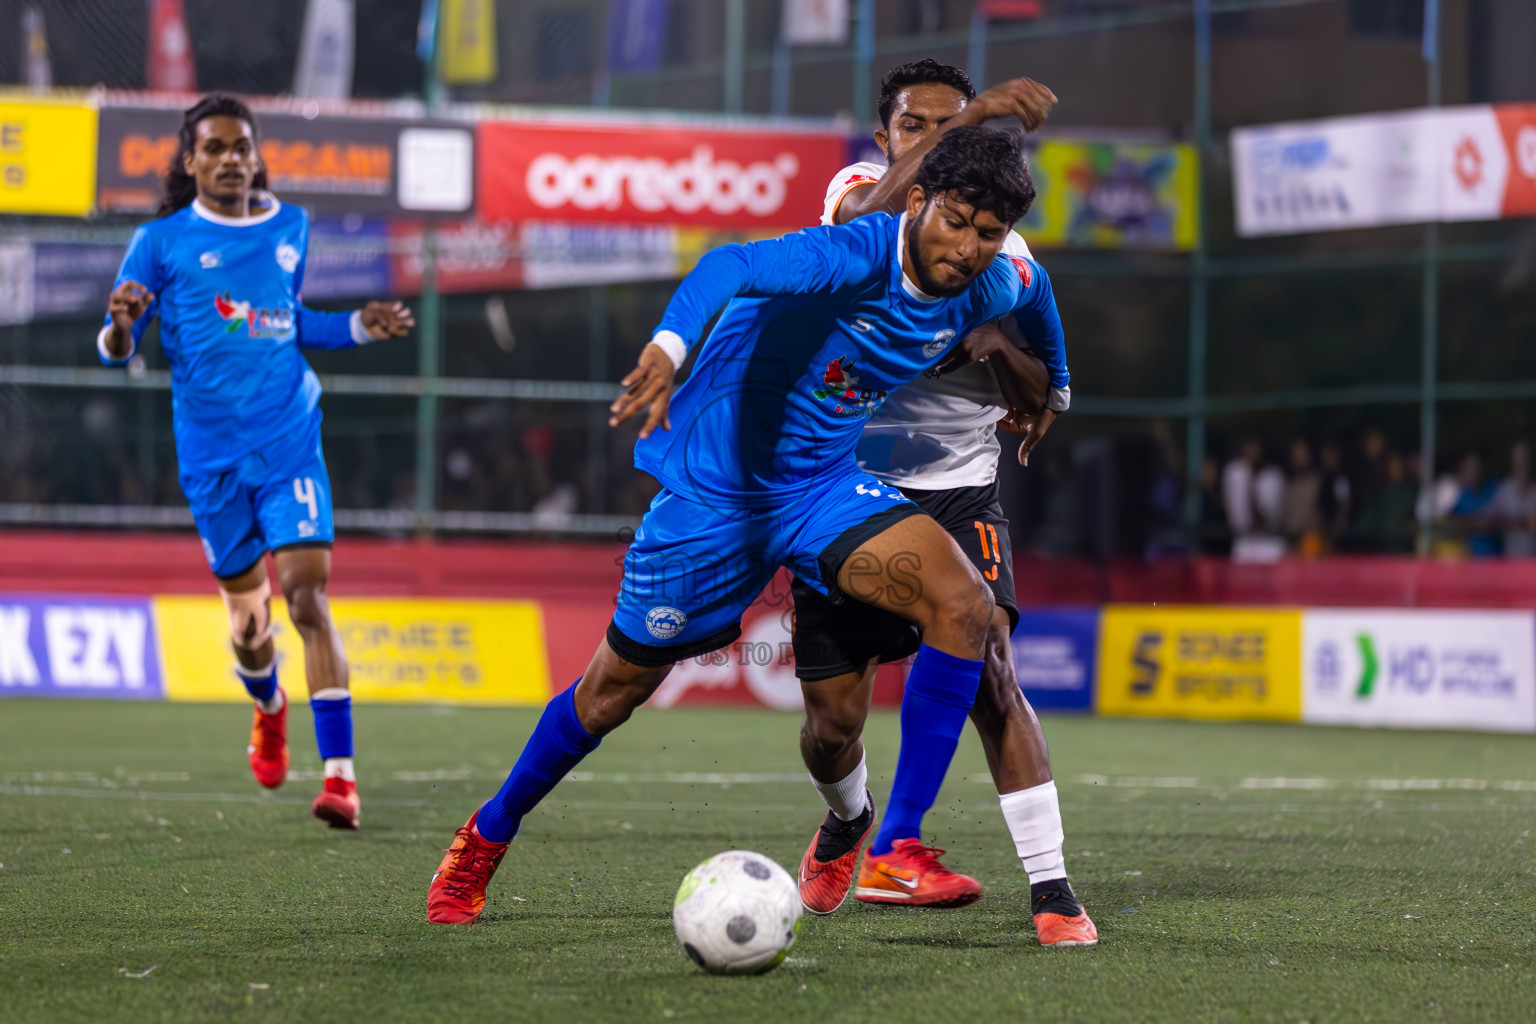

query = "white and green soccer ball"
[{"left": 672, "top": 851, "right": 802, "bottom": 975}]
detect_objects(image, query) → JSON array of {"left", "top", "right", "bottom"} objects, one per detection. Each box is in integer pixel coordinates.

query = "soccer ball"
[{"left": 672, "top": 851, "right": 802, "bottom": 975}]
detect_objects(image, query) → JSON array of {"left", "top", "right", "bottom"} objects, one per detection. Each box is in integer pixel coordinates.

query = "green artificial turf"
[{"left": 1, "top": 701, "right": 1533, "bottom": 1023}]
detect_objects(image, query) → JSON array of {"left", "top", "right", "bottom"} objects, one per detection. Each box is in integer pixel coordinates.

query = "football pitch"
[{"left": 1, "top": 702, "right": 1532, "bottom": 1023}]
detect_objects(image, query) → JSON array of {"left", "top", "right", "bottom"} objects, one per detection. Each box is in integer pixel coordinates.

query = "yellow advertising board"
[
  {"left": 155, "top": 596, "right": 550, "bottom": 706},
  {"left": 0, "top": 98, "right": 97, "bottom": 216},
  {"left": 1096, "top": 606, "right": 1302, "bottom": 721}
]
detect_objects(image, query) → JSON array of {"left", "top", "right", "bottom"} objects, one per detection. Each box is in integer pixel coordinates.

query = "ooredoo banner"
[
  {"left": 1303, "top": 609, "right": 1536, "bottom": 733},
  {"left": 96, "top": 106, "right": 474, "bottom": 216},
  {"left": 477, "top": 120, "right": 846, "bottom": 228},
  {"left": 0, "top": 596, "right": 162, "bottom": 700}
]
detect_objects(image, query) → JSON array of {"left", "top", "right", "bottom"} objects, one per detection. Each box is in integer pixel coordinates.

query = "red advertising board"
[
  {"left": 477, "top": 120, "right": 846, "bottom": 228},
  {"left": 387, "top": 219, "right": 523, "bottom": 294},
  {"left": 1496, "top": 103, "right": 1536, "bottom": 218}
]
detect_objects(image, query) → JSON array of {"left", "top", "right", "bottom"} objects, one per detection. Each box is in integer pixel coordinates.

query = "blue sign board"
[{"left": 1011, "top": 607, "right": 1097, "bottom": 712}]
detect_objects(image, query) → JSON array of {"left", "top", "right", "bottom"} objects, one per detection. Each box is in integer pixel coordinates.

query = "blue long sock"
[
  {"left": 236, "top": 663, "right": 277, "bottom": 705},
  {"left": 311, "top": 691, "right": 354, "bottom": 761},
  {"left": 870, "top": 644, "right": 984, "bottom": 856},
  {"left": 476, "top": 685, "right": 599, "bottom": 843}
]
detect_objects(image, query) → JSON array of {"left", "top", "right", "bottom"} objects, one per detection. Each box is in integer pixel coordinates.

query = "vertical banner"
[
  {"left": 440, "top": 0, "right": 497, "bottom": 85},
  {"left": 782, "top": 0, "right": 849, "bottom": 46},
  {"left": 606, "top": 0, "right": 669, "bottom": 74},
  {"left": 1011, "top": 607, "right": 1098, "bottom": 711},
  {"left": 0, "top": 596, "right": 163, "bottom": 700},
  {"left": 293, "top": 0, "right": 356, "bottom": 99},
  {"left": 146, "top": 0, "right": 197, "bottom": 93},
  {"left": 1303, "top": 609, "right": 1536, "bottom": 733},
  {"left": 1097, "top": 606, "right": 1303, "bottom": 721}
]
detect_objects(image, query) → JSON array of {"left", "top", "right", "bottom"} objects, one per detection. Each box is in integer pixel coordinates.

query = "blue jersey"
[
  {"left": 102, "top": 195, "right": 361, "bottom": 475},
  {"left": 637, "top": 212, "right": 1068, "bottom": 509}
]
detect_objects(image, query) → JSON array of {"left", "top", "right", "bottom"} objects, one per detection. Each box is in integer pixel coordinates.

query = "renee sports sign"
[
  {"left": 1303, "top": 609, "right": 1536, "bottom": 733},
  {"left": 1096, "top": 606, "right": 1302, "bottom": 722},
  {"left": 477, "top": 120, "right": 846, "bottom": 228}
]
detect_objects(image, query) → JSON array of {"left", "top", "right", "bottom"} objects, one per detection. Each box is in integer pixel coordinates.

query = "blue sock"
[
  {"left": 310, "top": 690, "right": 354, "bottom": 761},
  {"left": 870, "top": 644, "right": 984, "bottom": 856},
  {"left": 476, "top": 685, "right": 599, "bottom": 844},
  {"left": 236, "top": 663, "right": 277, "bottom": 705}
]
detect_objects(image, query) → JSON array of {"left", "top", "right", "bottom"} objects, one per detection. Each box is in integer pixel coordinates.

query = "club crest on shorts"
[
  {"left": 646, "top": 606, "right": 688, "bottom": 640},
  {"left": 924, "top": 329, "right": 956, "bottom": 358}
]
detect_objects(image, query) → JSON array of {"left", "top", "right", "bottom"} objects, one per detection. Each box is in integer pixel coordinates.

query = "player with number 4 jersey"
[{"left": 98, "top": 96, "right": 414, "bottom": 829}]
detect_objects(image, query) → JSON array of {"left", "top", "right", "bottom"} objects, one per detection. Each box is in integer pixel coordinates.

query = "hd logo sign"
[{"left": 1096, "top": 606, "right": 1302, "bottom": 721}]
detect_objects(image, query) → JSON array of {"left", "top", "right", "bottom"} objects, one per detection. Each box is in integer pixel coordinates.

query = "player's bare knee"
[
  {"left": 220, "top": 577, "right": 272, "bottom": 655},
  {"left": 284, "top": 585, "right": 330, "bottom": 635},
  {"left": 926, "top": 578, "right": 995, "bottom": 651}
]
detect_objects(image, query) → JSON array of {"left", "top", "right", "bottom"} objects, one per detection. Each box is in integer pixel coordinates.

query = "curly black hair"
[
  {"left": 913, "top": 125, "right": 1035, "bottom": 225},
  {"left": 157, "top": 94, "right": 269, "bottom": 218},
  {"left": 877, "top": 59, "right": 976, "bottom": 129}
]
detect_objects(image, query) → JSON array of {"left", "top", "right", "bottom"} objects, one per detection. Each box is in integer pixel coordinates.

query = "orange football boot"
[
  {"left": 427, "top": 810, "right": 510, "bottom": 925},
  {"left": 1032, "top": 883, "right": 1098, "bottom": 947},
  {"left": 855, "top": 838, "right": 983, "bottom": 907},
  {"left": 311, "top": 776, "right": 361, "bottom": 830},
  {"left": 798, "top": 796, "right": 875, "bottom": 915},
  {"left": 246, "top": 686, "right": 289, "bottom": 789}
]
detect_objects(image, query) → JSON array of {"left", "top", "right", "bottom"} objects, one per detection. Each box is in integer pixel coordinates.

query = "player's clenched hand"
[
  {"left": 610, "top": 342, "right": 675, "bottom": 439},
  {"left": 108, "top": 280, "right": 154, "bottom": 333},
  {"left": 360, "top": 300, "right": 415, "bottom": 340},
  {"left": 1010, "top": 407, "right": 1058, "bottom": 467},
  {"left": 963, "top": 77, "right": 1058, "bottom": 132}
]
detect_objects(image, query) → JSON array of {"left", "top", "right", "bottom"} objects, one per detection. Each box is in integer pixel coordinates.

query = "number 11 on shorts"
[
  {"left": 294, "top": 476, "right": 319, "bottom": 521},
  {"left": 974, "top": 521, "right": 1000, "bottom": 581}
]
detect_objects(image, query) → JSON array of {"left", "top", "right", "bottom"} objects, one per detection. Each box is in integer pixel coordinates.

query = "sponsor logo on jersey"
[
  {"left": 646, "top": 606, "right": 688, "bottom": 641},
  {"left": 275, "top": 243, "right": 300, "bottom": 274},
  {"left": 199, "top": 250, "right": 222, "bottom": 269},
  {"left": 812, "top": 356, "right": 889, "bottom": 418},
  {"left": 1006, "top": 254, "right": 1033, "bottom": 288},
  {"left": 214, "top": 291, "right": 295, "bottom": 338},
  {"left": 923, "top": 329, "right": 956, "bottom": 358}
]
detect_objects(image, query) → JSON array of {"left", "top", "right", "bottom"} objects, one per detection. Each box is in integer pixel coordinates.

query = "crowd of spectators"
[{"left": 1219, "top": 429, "right": 1536, "bottom": 560}]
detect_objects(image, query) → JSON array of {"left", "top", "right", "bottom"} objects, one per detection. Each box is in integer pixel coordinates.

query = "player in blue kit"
[
  {"left": 427, "top": 125, "right": 1067, "bottom": 925},
  {"left": 98, "top": 96, "right": 413, "bottom": 829}
]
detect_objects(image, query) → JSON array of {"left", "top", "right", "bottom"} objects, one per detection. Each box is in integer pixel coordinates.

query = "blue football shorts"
[
  {"left": 181, "top": 435, "right": 336, "bottom": 578},
  {"left": 607, "top": 469, "right": 922, "bottom": 666}
]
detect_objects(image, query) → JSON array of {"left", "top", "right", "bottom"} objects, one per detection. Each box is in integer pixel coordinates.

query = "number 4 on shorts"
[{"left": 293, "top": 477, "right": 318, "bottom": 521}]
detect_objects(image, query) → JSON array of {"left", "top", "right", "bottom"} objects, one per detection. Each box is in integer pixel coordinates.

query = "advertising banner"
[
  {"left": 0, "top": 99, "right": 97, "bottom": 216},
  {"left": 1097, "top": 606, "right": 1303, "bottom": 721},
  {"left": 303, "top": 215, "right": 391, "bottom": 300},
  {"left": 477, "top": 120, "right": 846, "bottom": 229},
  {"left": 0, "top": 595, "right": 162, "bottom": 700},
  {"left": 1011, "top": 607, "right": 1097, "bottom": 711},
  {"left": 96, "top": 107, "right": 473, "bottom": 216},
  {"left": 1023, "top": 140, "right": 1199, "bottom": 251},
  {"left": 1303, "top": 609, "right": 1536, "bottom": 733},
  {"left": 1232, "top": 102, "right": 1536, "bottom": 236},
  {"left": 31, "top": 240, "right": 123, "bottom": 318},
  {"left": 387, "top": 218, "right": 522, "bottom": 294},
  {"left": 0, "top": 241, "right": 33, "bottom": 326},
  {"left": 154, "top": 596, "right": 550, "bottom": 706}
]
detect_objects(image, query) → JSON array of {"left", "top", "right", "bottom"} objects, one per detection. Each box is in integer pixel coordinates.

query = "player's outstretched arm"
[
  {"left": 102, "top": 281, "right": 153, "bottom": 361},
  {"left": 998, "top": 259, "right": 1071, "bottom": 466},
  {"left": 836, "top": 77, "right": 1058, "bottom": 225},
  {"left": 295, "top": 300, "right": 414, "bottom": 350}
]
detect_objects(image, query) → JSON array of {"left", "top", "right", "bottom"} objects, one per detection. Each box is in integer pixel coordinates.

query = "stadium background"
[{"left": 1, "top": 0, "right": 1534, "bottom": 735}]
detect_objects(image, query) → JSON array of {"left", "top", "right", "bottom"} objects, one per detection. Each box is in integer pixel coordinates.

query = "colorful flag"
[
  {"left": 146, "top": 0, "right": 196, "bottom": 93},
  {"left": 978, "top": 0, "right": 1043, "bottom": 18},
  {"left": 605, "top": 0, "right": 669, "bottom": 74},
  {"left": 22, "top": 4, "right": 51, "bottom": 91},
  {"left": 781, "top": 0, "right": 848, "bottom": 47},
  {"left": 417, "top": 0, "right": 438, "bottom": 62},
  {"left": 293, "top": 0, "right": 355, "bottom": 98},
  {"left": 441, "top": 0, "right": 498, "bottom": 84}
]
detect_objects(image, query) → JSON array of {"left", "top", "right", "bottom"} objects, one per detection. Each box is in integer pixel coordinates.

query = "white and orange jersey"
[{"left": 822, "top": 162, "right": 1043, "bottom": 490}]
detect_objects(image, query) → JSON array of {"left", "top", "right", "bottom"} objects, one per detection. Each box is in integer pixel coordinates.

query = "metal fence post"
[
  {"left": 853, "top": 0, "right": 875, "bottom": 123},
  {"left": 724, "top": 0, "right": 745, "bottom": 113},
  {"left": 1183, "top": 0, "right": 1212, "bottom": 551}
]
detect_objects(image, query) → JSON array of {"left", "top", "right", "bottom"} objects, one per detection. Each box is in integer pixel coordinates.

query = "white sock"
[
  {"left": 809, "top": 751, "right": 869, "bottom": 821},
  {"left": 999, "top": 780, "right": 1067, "bottom": 885},
  {"left": 324, "top": 757, "right": 355, "bottom": 782}
]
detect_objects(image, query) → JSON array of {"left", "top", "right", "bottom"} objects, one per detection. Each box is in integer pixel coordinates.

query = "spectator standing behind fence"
[
  {"left": 1316, "top": 440, "right": 1351, "bottom": 546},
  {"left": 1442, "top": 452, "right": 1499, "bottom": 557},
  {"left": 1281, "top": 438, "right": 1322, "bottom": 556},
  {"left": 1490, "top": 440, "right": 1536, "bottom": 558},
  {"left": 1223, "top": 437, "right": 1286, "bottom": 561}
]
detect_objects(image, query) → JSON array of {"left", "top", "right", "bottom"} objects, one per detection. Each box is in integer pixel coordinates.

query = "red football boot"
[
  {"left": 1032, "top": 882, "right": 1099, "bottom": 948},
  {"left": 311, "top": 776, "right": 361, "bottom": 830},
  {"left": 798, "top": 795, "right": 875, "bottom": 915},
  {"left": 855, "top": 838, "right": 983, "bottom": 907},
  {"left": 246, "top": 687, "right": 289, "bottom": 789},
  {"left": 427, "top": 810, "right": 510, "bottom": 925}
]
